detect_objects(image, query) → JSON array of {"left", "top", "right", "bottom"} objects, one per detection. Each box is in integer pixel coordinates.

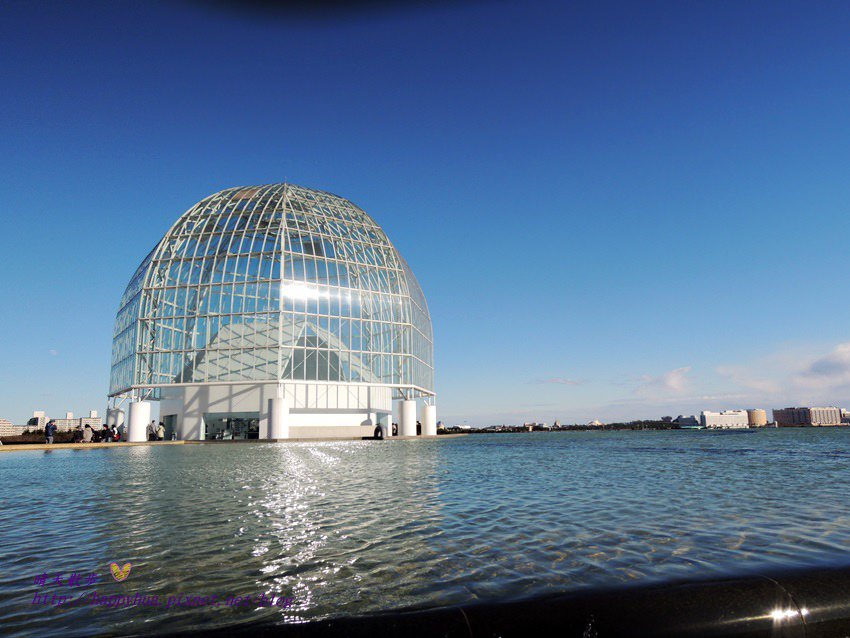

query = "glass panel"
[{"left": 109, "top": 184, "right": 434, "bottom": 396}]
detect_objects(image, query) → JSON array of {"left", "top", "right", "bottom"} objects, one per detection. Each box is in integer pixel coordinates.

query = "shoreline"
[{"left": 0, "top": 433, "right": 467, "bottom": 452}]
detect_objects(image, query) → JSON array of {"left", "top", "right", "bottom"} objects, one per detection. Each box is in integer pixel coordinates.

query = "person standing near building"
[
  {"left": 156, "top": 422, "right": 165, "bottom": 441},
  {"left": 147, "top": 420, "right": 157, "bottom": 441},
  {"left": 44, "top": 420, "right": 57, "bottom": 445}
]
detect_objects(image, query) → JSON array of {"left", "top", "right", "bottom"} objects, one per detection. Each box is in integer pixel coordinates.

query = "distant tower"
[{"left": 747, "top": 409, "right": 767, "bottom": 426}]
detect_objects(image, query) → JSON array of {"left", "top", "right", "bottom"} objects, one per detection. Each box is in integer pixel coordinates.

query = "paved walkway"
[
  {"left": 0, "top": 434, "right": 465, "bottom": 452},
  {"left": 0, "top": 441, "right": 186, "bottom": 452}
]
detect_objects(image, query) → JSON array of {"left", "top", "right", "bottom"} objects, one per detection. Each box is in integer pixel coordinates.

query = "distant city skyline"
[{"left": 3, "top": 1, "right": 850, "bottom": 426}]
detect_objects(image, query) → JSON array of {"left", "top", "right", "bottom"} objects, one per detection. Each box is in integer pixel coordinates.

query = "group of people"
[
  {"left": 41, "top": 419, "right": 169, "bottom": 445},
  {"left": 147, "top": 421, "right": 166, "bottom": 441},
  {"left": 69, "top": 423, "right": 122, "bottom": 444},
  {"left": 41, "top": 421, "right": 124, "bottom": 444}
]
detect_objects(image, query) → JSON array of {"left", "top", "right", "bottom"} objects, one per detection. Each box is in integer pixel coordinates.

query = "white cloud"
[
  {"left": 715, "top": 341, "right": 850, "bottom": 406},
  {"left": 800, "top": 343, "right": 850, "bottom": 378},
  {"left": 714, "top": 364, "right": 780, "bottom": 395},
  {"left": 449, "top": 342, "right": 850, "bottom": 426},
  {"left": 635, "top": 366, "right": 691, "bottom": 398},
  {"left": 48, "top": 349, "right": 58, "bottom": 356}
]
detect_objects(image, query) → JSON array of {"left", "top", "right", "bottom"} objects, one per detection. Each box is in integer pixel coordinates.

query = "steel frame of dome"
[{"left": 107, "top": 183, "right": 436, "bottom": 441}]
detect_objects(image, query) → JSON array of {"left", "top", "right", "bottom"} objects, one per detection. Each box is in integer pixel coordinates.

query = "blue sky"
[{"left": 2, "top": 0, "right": 850, "bottom": 426}]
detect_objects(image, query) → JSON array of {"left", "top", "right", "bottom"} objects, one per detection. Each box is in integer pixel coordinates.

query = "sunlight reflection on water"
[{"left": 2, "top": 429, "right": 850, "bottom": 636}]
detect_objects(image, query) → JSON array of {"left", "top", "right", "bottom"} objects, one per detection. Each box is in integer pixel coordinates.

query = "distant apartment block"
[
  {"left": 700, "top": 410, "right": 749, "bottom": 429},
  {"left": 51, "top": 411, "right": 103, "bottom": 432},
  {"left": 747, "top": 409, "right": 767, "bottom": 426},
  {"left": 24, "top": 410, "right": 103, "bottom": 432},
  {"left": 0, "top": 419, "right": 23, "bottom": 437},
  {"left": 27, "top": 411, "right": 47, "bottom": 429},
  {"left": 772, "top": 407, "right": 841, "bottom": 426}
]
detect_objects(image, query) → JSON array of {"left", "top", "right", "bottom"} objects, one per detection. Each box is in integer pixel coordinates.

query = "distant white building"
[
  {"left": 51, "top": 411, "right": 102, "bottom": 432},
  {"left": 700, "top": 410, "right": 749, "bottom": 429},
  {"left": 809, "top": 407, "right": 841, "bottom": 425},
  {"left": 28, "top": 411, "right": 47, "bottom": 429},
  {"left": 26, "top": 410, "right": 103, "bottom": 432},
  {"left": 773, "top": 407, "right": 841, "bottom": 426},
  {"left": 0, "top": 419, "right": 23, "bottom": 437}
]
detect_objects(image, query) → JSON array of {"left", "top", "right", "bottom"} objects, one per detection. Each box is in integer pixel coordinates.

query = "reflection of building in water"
[{"left": 107, "top": 184, "right": 436, "bottom": 441}]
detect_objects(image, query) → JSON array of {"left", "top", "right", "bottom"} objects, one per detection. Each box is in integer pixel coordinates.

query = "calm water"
[{"left": 3, "top": 429, "right": 850, "bottom": 637}]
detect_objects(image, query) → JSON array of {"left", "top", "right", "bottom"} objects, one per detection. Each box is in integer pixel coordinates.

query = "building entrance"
[{"left": 203, "top": 412, "right": 260, "bottom": 440}]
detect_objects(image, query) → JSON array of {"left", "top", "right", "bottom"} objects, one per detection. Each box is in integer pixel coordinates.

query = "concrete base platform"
[
  {"left": 0, "top": 441, "right": 186, "bottom": 452},
  {"left": 0, "top": 434, "right": 465, "bottom": 452}
]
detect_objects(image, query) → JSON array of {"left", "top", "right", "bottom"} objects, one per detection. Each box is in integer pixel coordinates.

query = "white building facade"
[
  {"left": 108, "top": 184, "right": 436, "bottom": 441},
  {"left": 0, "top": 419, "right": 22, "bottom": 437},
  {"left": 773, "top": 407, "right": 841, "bottom": 426},
  {"left": 51, "top": 411, "right": 103, "bottom": 432},
  {"left": 700, "top": 410, "right": 749, "bottom": 429}
]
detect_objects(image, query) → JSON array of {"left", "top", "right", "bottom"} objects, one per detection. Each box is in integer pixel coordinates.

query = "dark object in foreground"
[{"left": 160, "top": 563, "right": 850, "bottom": 637}]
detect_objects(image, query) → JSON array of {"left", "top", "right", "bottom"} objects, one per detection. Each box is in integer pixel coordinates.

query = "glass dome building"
[{"left": 108, "top": 183, "right": 436, "bottom": 441}]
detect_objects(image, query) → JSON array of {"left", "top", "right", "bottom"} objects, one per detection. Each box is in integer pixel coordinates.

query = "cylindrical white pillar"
[
  {"left": 127, "top": 402, "right": 150, "bottom": 443},
  {"left": 106, "top": 408, "right": 125, "bottom": 428},
  {"left": 379, "top": 413, "right": 391, "bottom": 438},
  {"left": 400, "top": 400, "right": 417, "bottom": 437},
  {"left": 269, "top": 397, "right": 290, "bottom": 440},
  {"left": 422, "top": 404, "right": 437, "bottom": 436}
]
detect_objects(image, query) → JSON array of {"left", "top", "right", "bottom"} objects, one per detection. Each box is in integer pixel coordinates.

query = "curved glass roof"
[{"left": 109, "top": 184, "right": 433, "bottom": 399}]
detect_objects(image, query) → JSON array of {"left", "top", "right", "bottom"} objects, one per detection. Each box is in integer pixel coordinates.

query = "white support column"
[
  {"left": 106, "top": 408, "right": 125, "bottom": 428},
  {"left": 127, "top": 401, "right": 150, "bottom": 443},
  {"left": 422, "top": 404, "right": 437, "bottom": 436},
  {"left": 269, "top": 397, "right": 290, "bottom": 440},
  {"left": 379, "top": 413, "right": 392, "bottom": 438},
  {"left": 400, "top": 399, "right": 417, "bottom": 437}
]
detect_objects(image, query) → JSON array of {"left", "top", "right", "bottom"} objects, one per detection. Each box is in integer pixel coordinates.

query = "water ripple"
[{"left": 3, "top": 430, "right": 850, "bottom": 636}]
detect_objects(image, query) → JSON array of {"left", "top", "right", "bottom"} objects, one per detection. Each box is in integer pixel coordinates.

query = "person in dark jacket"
[{"left": 45, "top": 421, "right": 57, "bottom": 444}]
